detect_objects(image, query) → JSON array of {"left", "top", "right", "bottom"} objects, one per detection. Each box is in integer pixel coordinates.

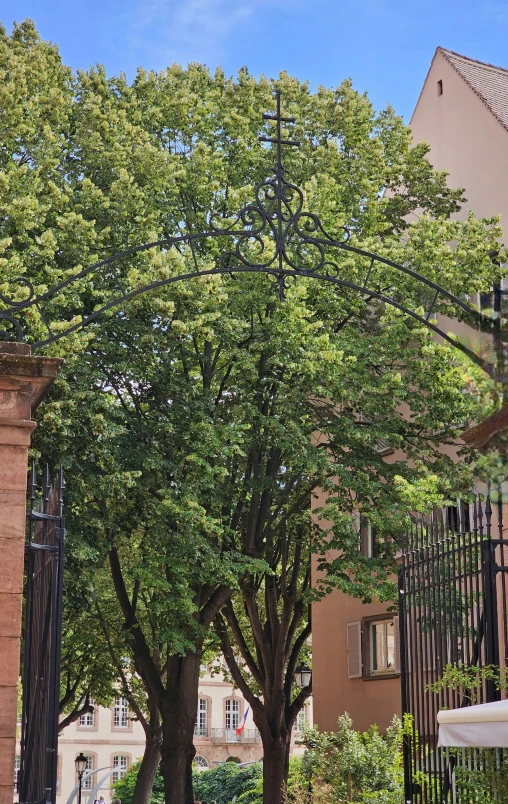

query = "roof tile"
[{"left": 441, "top": 48, "right": 508, "bottom": 131}]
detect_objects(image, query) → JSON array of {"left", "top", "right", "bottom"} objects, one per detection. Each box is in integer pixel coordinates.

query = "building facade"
[
  {"left": 312, "top": 47, "right": 508, "bottom": 735},
  {"left": 15, "top": 673, "right": 311, "bottom": 802}
]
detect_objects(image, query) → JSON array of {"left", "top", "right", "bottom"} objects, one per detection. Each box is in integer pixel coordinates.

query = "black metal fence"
[
  {"left": 399, "top": 491, "right": 508, "bottom": 803},
  {"left": 18, "top": 466, "right": 65, "bottom": 804}
]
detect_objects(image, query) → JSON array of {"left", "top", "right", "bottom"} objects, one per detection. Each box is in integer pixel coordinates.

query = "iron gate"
[
  {"left": 399, "top": 491, "right": 508, "bottom": 803},
  {"left": 18, "top": 466, "right": 65, "bottom": 804}
]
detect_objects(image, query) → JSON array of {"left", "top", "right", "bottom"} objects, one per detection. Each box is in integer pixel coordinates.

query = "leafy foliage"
[
  {"left": 113, "top": 761, "right": 164, "bottom": 804},
  {"left": 193, "top": 762, "right": 263, "bottom": 804},
  {"left": 427, "top": 662, "right": 507, "bottom": 705},
  {"left": 113, "top": 760, "right": 263, "bottom": 804},
  {"left": 452, "top": 751, "right": 508, "bottom": 803},
  {"left": 302, "top": 714, "right": 405, "bottom": 803}
]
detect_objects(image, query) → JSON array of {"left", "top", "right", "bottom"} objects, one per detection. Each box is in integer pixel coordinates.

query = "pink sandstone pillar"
[{"left": 0, "top": 342, "right": 63, "bottom": 804}]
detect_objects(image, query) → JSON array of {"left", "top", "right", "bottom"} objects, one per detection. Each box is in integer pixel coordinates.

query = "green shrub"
[
  {"left": 193, "top": 761, "right": 262, "bottom": 804},
  {"left": 303, "top": 713, "right": 405, "bottom": 804},
  {"left": 112, "top": 761, "right": 164, "bottom": 804}
]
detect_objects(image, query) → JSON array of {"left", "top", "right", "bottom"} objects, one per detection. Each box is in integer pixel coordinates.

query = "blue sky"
[{"left": 4, "top": 0, "right": 508, "bottom": 121}]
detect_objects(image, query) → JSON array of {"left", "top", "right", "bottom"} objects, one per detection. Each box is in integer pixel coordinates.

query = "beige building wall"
[
  {"left": 14, "top": 673, "right": 312, "bottom": 802},
  {"left": 410, "top": 48, "right": 508, "bottom": 229},
  {"left": 313, "top": 47, "right": 508, "bottom": 736}
]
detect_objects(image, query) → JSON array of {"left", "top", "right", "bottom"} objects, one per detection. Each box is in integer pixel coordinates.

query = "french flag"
[{"left": 236, "top": 706, "right": 250, "bottom": 736}]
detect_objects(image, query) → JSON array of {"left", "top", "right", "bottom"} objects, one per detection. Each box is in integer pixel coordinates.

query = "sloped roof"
[{"left": 440, "top": 48, "right": 508, "bottom": 132}]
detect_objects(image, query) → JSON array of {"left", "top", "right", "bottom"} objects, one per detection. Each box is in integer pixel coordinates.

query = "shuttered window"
[{"left": 347, "top": 621, "right": 362, "bottom": 678}]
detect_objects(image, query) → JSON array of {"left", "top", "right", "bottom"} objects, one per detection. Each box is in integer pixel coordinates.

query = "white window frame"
[
  {"left": 113, "top": 696, "right": 129, "bottom": 728},
  {"left": 194, "top": 697, "right": 208, "bottom": 737},
  {"left": 81, "top": 755, "right": 94, "bottom": 790},
  {"left": 369, "top": 618, "right": 397, "bottom": 675},
  {"left": 112, "top": 755, "right": 128, "bottom": 783},
  {"left": 79, "top": 701, "right": 95, "bottom": 728},
  {"left": 225, "top": 698, "right": 240, "bottom": 731},
  {"left": 193, "top": 755, "right": 209, "bottom": 771}
]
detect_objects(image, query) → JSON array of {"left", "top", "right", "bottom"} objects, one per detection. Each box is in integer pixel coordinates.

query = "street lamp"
[
  {"left": 294, "top": 662, "right": 312, "bottom": 688},
  {"left": 75, "top": 753, "right": 88, "bottom": 804}
]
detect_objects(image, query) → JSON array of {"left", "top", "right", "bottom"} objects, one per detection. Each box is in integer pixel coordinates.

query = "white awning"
[{"left": 438, "top": 700, "right": 508, "bottom": 747}]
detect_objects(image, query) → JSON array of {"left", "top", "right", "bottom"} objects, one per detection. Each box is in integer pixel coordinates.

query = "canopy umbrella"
[{"left": 438, "top": 700, "right": 508, "bottom": 747}]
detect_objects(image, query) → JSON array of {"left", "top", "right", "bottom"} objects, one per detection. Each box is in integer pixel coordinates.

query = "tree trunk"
[
  {"left": 159, "top": 654, "right": 201, "bottom": 804},
  {"left": 131, "top": 732, "right": 161, "bottom": 804},
  {"left": 261, "top": 733, "right": 291, "bottom": 804}
]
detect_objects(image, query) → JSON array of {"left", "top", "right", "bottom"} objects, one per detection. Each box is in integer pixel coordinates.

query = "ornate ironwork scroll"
[
  {"left": 0, "top": 91, "right": 502, "bottom": 379},
  {"left": 19, "top": 466, "right": 65, "bottom": 804}
]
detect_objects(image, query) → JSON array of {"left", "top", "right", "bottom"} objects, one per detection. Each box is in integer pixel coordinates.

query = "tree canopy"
[{"left": 1, "top": 19, "right": 503, "bottom": 804}]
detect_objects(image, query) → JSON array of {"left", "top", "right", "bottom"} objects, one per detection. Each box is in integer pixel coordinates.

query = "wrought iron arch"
[{"left": 0, "top": 91, "right": 500, "bottom": 378}]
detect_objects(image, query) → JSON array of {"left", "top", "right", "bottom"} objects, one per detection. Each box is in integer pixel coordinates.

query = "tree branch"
[
  {"left": 108, "top": 547, "right": 165, "bottom": 701},
  {"left": 214, "top": 613, "right": 263, "bottom": 714},
  {"left": 222, "top": 601, "right": 264, "bottom": 687}
]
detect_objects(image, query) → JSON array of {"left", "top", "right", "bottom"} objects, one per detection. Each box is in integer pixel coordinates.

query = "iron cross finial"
[{"left": 259, "top": 90, "right": 300, "bottom": 162}]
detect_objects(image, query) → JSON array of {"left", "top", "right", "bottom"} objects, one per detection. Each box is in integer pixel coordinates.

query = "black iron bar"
[
  {"left": 429, "top": 517, "right": 441, "bottom": 804},
  {"left": 426, "top": 289, "right": 440, "bottom": 321},
  {"left": 405, "top": 525, "right": 416, "bottom": 801},
  {"left": 19, "top": 467, "right": 65, "bottom": 804},
  {"left": 415, "top": 518, "right": 426, "bottom": 800},
  {"left": 258, "top": 136, "right": 301, "bottom": 147},
  {"left": 496, "top": 485, "right": 508, "bottom": 689},
  {"left": 423, "top": 532, "right": 434, "bottom": 802},
  {"left": 484, "top": 493, "right": 500, "bottom": 702},
  {"left": 399, "top": 562, "right": 412, "bottom": 804}
]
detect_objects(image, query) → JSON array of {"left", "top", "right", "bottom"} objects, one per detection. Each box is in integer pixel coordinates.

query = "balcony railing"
[
  {"left": 194, "top": 726, "right": 209, "bottom": 738},
  {"left": 211, "top": 728, "right": 261, "bottom": 744}
]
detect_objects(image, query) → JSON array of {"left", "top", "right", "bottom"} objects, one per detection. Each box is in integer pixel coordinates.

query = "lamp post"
[
  {"left": 294, "top": 662, "right": 312, "bottom": 689},
  {"left": 294, "top": 664, "right": 313, "bottom": 802},
  {"left": 75, "top": 753, "right": 88, "bottom": 804}
]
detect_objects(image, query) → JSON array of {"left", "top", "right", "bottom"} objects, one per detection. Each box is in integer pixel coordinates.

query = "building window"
[
  {"left": 79, "top": 701, "right": 95, "bottom": 728},
  {"left": 437, "top": 79, "right": 443, "bottom": 95},
  {"left": 348, "top": 617, "right": 400, "bottom": 680},
  {"left": 360, "top": 518, "right": 378, "bottom": 558},
  {"left": 193, "top": 755, "right": 209, "bottom": 771},
  {"left": 113, "top": 696, "right": 129, "bottom": 728},
  {"left": 225, "top": 698, "right": 240, "bottom": 731},
  {"left": 112, "top": 755, "right": 129, "bottom": 783},
  {"left": 79, "top": 755, "right": 94, "bottom": 790},
  {"left": 371, "top": 619, "right": 396, "bottom": 673},
  {"left": 194, "top": 697, "right": 209, "bottom": 737},
  {"left": 14, "top": 755, "right": 20, "bottom": 791},
  {"left": 362, "top": 617, "right": 400, "bottom": 678}
]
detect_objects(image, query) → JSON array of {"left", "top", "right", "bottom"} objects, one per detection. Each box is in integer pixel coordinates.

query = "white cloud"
[{"left": 119, "top": 0, "right": 275, "bottom": 69}]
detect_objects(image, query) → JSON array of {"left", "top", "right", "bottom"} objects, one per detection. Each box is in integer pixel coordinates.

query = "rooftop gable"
[{"left": 440, "top": 48, "right": 508, "bottom": 132}]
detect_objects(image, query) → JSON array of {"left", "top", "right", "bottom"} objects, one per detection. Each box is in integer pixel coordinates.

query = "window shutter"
[
  {"left": 347, "top": 622, "right": 362, "bottom": 678},
  {"left": 394, "top": 615, "right": 401, "bottom": 674}
]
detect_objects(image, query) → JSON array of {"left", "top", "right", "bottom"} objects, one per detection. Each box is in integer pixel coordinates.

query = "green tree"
[
  {"left": 57, "top": 578, "right": 117, "bottom": 730},
  {"left": 1, "top": 20, "right": 503, "bottom": 804}
]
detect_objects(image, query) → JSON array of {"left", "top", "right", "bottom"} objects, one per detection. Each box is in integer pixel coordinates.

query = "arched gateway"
[
  {"left": 0, "top": 92, "right": 503, "bottom": 378},
  {"left": 1, "top": 92, "right": 504, "bottom": 804}
]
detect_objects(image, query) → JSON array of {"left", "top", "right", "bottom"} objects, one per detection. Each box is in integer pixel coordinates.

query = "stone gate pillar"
[{"left": 0, "top": 342, "right": 63, "bottom": 804}]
